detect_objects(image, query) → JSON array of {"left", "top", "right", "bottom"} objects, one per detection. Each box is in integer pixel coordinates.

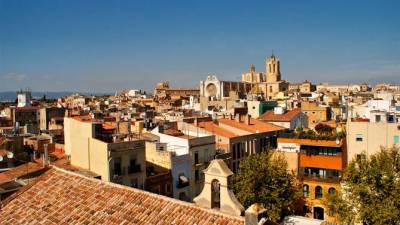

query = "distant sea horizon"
[{"left": 0, "top": 91, "right": 113, "bottom": 102}]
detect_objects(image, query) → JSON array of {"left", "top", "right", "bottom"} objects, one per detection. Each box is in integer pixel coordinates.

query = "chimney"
[
  {"left": 43, "top": 144, "right": 49, "bottom": 167},
  {"left": 235, "top": 113, "right": 241, "bottom": 123},
  {"left": 245, "top": 203, "right": 268, "bottom": 225},
  {"left": 246, "top": 114, "right": 251, "bottom": 125}
]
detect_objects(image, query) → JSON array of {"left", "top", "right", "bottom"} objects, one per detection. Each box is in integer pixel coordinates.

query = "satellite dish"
[
  {"left": 0, "top": 156, "right": 3, "bottom": 162},
  {"left": 6, "top": 151, "right": 14, "bottom": 159}
]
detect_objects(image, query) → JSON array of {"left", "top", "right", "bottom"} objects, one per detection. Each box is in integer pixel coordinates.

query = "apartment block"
[
  {"left": 64, "top": 116, "right": 146, "bottom": 188},
  {"left": 150, "top": 126, "right": 216, "bottom": 201},
  {"left": 347, "top": 111, "right": 400, "bottom": 163},
  {"left": 277, "top": 137, "right": 346, "bottom": 222}
]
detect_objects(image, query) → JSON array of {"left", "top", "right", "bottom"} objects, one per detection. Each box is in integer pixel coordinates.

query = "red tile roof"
[
  {"left": 0, "top": 162, "right": 44, "bottom": 184},
  {"left": 0, "top": 167, "right": 244, "bottom": 225},
  {"left": 218, "top": 118, "right": 285, "bottom": 133},
  {"left": 198, "top": 121, "right": 237, "bottom": 138},
  {"left": 258, "top": 108, "right": 302, "bottom": 122}
]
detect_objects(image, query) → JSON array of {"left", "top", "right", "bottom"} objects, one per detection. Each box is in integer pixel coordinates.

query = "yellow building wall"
[
  {"left": 65, "top": 117, "right": 94, "bottom": 169},
  {"left": 88, "top": 138, "right": 110, "bottom": 181},
  {"left": 347, "top": 121, "right": 400, "bottom": 163},
  {"left": 303, "top": 180, "right": 340, "bottom": 222}
]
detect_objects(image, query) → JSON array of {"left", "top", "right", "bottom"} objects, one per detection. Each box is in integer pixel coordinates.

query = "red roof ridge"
[
  {"left": 1, "top": 165, "right": 244, "bottom": 224},
  {"left": 50, "top": 166, "right": 243, "bottom": 220}
]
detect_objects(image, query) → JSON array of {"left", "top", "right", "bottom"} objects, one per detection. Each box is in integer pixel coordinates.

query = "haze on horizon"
[{"left": 1, "top": 0, "right": 399, "bottom": 93}]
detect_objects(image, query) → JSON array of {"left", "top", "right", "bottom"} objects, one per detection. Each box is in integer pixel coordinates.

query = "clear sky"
[{"left": 1, "top": 0, "right": 399, "bottom": 92}]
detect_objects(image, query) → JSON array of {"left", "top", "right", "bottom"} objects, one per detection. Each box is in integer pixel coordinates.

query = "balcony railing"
[
  {"left": 298, "top": 173, "right": 341, "bottom": 183},
  {"left": 300, "top": 150, "right": 342, "bottom": 157}
]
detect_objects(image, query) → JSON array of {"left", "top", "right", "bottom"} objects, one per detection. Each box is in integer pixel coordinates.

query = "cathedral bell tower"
[{"left": 265, "top": 53, "right": 281, "bottom": 83}]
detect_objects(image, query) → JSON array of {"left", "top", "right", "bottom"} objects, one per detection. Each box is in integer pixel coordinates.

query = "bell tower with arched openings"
[
  {"left": 193, "top": 159, "right": 244, "bottom": 216},
  {"left": 265, "top": 53, "right": 281, "bottom": 83}
]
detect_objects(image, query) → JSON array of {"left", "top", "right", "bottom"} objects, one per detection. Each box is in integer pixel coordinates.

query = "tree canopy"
[
  {"left": 232, "top": 151, "right": 301, "bottom": 222},
  {"left": 327, "top": 147, "right": 400, "bottom": 225}
]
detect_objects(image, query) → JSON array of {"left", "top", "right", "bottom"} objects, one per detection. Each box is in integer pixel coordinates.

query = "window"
[
  {"left": 375, "top": 115, "right": 381, "bottom": 122},
  {"left": 394, "top": 135, "right": 399, "bottom": 145},
  {"left": 195, "top": 170, "right": 200, "bottom": 182},
  {"left": 194, "top": 152, "right": 199, "bottom": 165},
  {"left": 356, "top": 134, "right": 363, "bottom": 142},
  {"left": 328, "top": 187, "right": 336, "bottom": 195},
  {"left": 303, "top": 184, "right": 309, "bottom": 197},
  {"left": 129, "top": 157, "right": 141, "bottom": 174},
  {"left": 315, "top": 186, "right": 323, "bottom": 199},
  {"left": 114, "top": 157, "right": 122, "bottom": 176},
  {"left": 269, "top": 86, "right": 273, "bottom": 93}
]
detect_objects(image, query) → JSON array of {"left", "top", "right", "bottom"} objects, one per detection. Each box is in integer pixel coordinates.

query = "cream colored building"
[
  {"left": 64, "top": 117, "right": 146, "bottom": 188},
  {"left": 346, "top": 114, "right": 400, "bottom": 163},
  {"left": 301, "top": 101, "right": 330, "bottom": 126},
  {"left": 150, "top": 126, "right": 216, "bottom": 201}
]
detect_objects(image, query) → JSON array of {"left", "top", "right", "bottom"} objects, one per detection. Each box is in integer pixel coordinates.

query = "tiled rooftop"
[
  {"left": 197, "top": 121, "right": 237, "bottom": 138},
  {"left": 218, "top": 117, "right": 285, "bottom": 133},
  {"left": 0, "top": 167, "right": 244, "bottom": 225},
  {"left": 0, "top": 162, "right": 44, "bottom": 184},
  {"left": 258, "top": 108, "right": 302, "bottom": 122}
]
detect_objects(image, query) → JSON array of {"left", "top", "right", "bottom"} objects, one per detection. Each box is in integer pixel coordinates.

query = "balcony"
[
  {"left": 110, "top": 169, "right": 124, "bottom": 184},
  {"left": 299, "top": 152, "right": 343, "bottom": 170},
  {"left": 298, "top": 173, "right": 341, "bottom": 183}
]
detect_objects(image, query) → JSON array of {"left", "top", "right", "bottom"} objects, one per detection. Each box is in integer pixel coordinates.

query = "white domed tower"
[{"left": 265, "top": 53, "right": 281, "bottom": 83}]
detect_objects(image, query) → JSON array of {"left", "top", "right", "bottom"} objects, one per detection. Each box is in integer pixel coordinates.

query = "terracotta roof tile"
[
  {"left": 197, "top": 121, "right": 237, "bottom": 138},
  {"left": 0, "top": 167, "right": 244, "bottom": 225},
  {"left": 0, "top": 162, "right": 44, "bottom": 184},
  {"left": 258, "top": 108, "right": 302, "bottom": 122},
  {"left": 218, "top": 118, "right": 285, "bottom": 133}
]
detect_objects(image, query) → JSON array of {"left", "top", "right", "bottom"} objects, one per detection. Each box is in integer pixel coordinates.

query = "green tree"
[
  {"left": 232, "top": 151, "right": 301, "bottom": 222},
  {"left": 327, "top": 147, "right": 400, "bottom": 225}
]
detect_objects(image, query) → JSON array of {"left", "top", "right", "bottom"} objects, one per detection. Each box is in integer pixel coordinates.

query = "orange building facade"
[{"left": 277, "top": 138, "right": 346, "bottom": 222}]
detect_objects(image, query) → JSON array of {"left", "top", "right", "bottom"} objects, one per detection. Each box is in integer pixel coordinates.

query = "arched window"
[
  {"left": 303, "top": 184, "right": 309, "bottom": 197},
  {"left": 315, "top": 186, "right": 323, "bottom": 199},
  {"left": 211, "top": 179, "right": 220, "bottom": 209},
  {"left": 328, "top": 187, "right": 336, "bottom": 195}
]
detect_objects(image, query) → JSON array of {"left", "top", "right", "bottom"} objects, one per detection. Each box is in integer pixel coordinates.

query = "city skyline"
[{"left": 1, "top": 0, "right": 400, "bottom": 92}]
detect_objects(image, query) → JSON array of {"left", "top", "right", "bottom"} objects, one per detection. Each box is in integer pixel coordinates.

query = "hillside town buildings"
[{"left": 1, "top": 54, "right": 399, "bottom": 224}]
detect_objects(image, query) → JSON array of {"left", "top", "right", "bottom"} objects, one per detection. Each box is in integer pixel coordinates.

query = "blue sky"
[{"left": 0, "top": 0, "right": 399, "bottom": 92}]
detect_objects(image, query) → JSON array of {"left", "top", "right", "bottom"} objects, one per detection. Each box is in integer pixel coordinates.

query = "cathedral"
[
  {"left": 240, "top": 54, "right": 288, "bottom": 99},
  {"left": 199, "top": 54, "right": 288, "bottom": 111}
]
